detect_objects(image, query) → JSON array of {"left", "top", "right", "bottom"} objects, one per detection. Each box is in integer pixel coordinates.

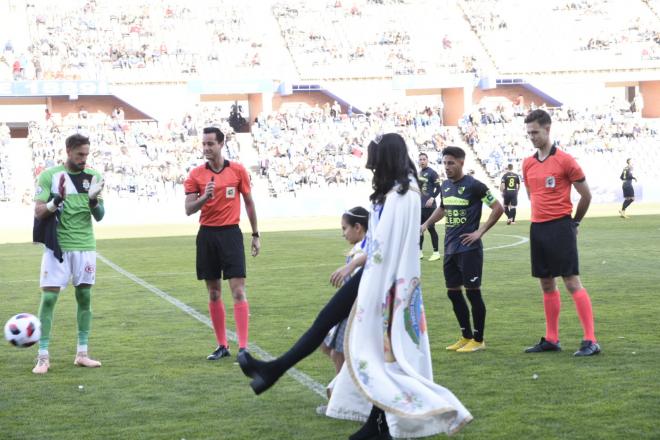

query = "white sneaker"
[
  {"left": 32, "top": 355, "right": 50, "bottom": 374},
  {"left": 419, "top": 250, "right": 424, "bottom": 260},
  {"left": 74, "top": 352, "right": 102, "bottom": 368}
]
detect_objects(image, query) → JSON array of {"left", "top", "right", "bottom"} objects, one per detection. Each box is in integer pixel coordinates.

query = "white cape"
[{"left": 326, "top": 180, "right": 473, "bottom": 438}]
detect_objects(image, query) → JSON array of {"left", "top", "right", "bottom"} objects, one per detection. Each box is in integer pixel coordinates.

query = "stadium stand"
[{"left": 458, "top": 0, "right": 660, "bottom": 73}]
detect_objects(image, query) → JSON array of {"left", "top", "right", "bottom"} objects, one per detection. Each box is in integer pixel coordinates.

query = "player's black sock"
[
  {"left": 511, "top": 208, "right": 517, "bottom": 221},
  {"left": 466, "top": 289, "right": 486, "bottom": 342},
  {"left": 447, "top": 290, "right": 473, "bottom": 339},
  {"left": 504, "top": 206, "right": 511, "bottom": 219},
  {"left": 429, "top": 224, "right": 439, "bottom": 251},
  {"left": 622, "top": 199, "right": 633, "bottom": 210}
]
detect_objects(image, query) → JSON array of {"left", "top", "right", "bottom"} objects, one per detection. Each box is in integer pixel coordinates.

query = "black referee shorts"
[
  {"left": 196, "top": 225, "right": 246, "bottom": 280},
  {"left": 622, "top": 182, "right": 634, "bottom": 198},
  {"left": 502, "top": 191, "right": 518, "bottom": 206},
  {"left": 443, "top": 248, "right": 484, "bottom": 288},
  {"left": 530, "top": 216, "right": 579, "bottom": 278}
]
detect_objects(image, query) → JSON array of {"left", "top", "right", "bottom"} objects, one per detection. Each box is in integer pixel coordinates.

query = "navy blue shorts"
[
  {"left": 196, "top": 225, "right": 246, "bottom": 280},
  {"left": 622, "top": 182, "right": 634, "bottom": 198},
  {"left": 502, "top": 191, "right": 518, "bottom": 206},
  {"left": 443, "top": 248, "right": 484, "bottom": 288},
  {"left": 530, "top": 216, "right": 579, "bottom": 278}
]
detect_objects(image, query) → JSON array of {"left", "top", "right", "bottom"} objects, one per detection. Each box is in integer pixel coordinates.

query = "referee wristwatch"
[{"left": 252, "top": 232, "right": 260, "bottom": 238}]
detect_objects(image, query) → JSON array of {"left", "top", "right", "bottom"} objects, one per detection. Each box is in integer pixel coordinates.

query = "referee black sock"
[
  {"left": 447, "top": 290, "right": 473, "bottom": 339},
  {"left": 510, "top": 208, "right": 517, "bottom": 222},
  {"left": 466, "top": 289, "right": 486, "bottom": 343},
  {"left": 622, "top": 199, "right": 633, "bottom": 210}
]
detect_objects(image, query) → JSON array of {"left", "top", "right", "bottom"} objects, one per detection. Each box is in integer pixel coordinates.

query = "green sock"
[
  {"left": 75, "top": 286, "right": 92, "bottom": 347},
  {"left": 38, "top": 291, "right": 59, "bottom": 352}
]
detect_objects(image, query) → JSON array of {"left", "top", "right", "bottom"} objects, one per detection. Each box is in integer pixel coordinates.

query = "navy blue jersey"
[
  {"left": 620, "top": 166, "right": 634, "bottom": 182},
  {"left": 501, "top": 171, "right": 520, "bottom": 192},
  {"left": 441, "top": 175, "right": 496, "bottom": 255},
  {"left": 419, "top": 166, "right": 441, "bottom": 208}
]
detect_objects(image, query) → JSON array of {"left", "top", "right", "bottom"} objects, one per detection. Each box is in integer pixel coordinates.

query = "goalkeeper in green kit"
[{"left": 32, "top": 133, "right": 105, "bottom": 374}]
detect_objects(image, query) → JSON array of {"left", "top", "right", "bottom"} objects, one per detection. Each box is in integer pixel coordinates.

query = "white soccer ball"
[{"left": 4, "top": 313, "right": 41, "bottom": 348}]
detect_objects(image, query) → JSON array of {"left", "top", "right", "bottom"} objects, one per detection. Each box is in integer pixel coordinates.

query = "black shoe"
[
  {"left": 349, "top": 407, "right": 391, "bottom": 440},
  {"left": 524, "top": 337, "right": 561, "bottom": 353},
  {"left": 237, "top": 347, "right": 247, "bottom": 359},
  {"left": 574, "top": 340, "right": 601, "bottom": 357},
  {"left": 237, "top": 351, "right": 282, "bottom": 395},
  {"left": 207, "top": 345, "right": 231, "bottom": 360}
]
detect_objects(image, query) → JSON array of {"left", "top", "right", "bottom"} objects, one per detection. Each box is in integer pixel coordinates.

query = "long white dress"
[{"left": 326, "top": 179, "right": 473, "bottom": 438}]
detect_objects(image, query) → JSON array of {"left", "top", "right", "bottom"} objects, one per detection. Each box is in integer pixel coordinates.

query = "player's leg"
[
  {"left": 510, "top": 194, "right": 518, "bottom": 223},
  {"left": 206, "top": 279, "right": 230, "bottom": 359},
  {"left": 427, "top": 222, "right": 441, "bottom": 261},
  {"left": 620, "top": 185, "right": 634, "bottom": 217},
  {"left": 222, "top": 227, "right": 249, "bottom": 353},
  {"left": 228, "top": 277, "right": 249, "bottom": 353},
  {"left": 197, "top": 227, "right": 229, "bottom": 360},
  {"left": 238, "top": 269, "right": 363, "bottom": 394},
  {"left": 457, "top": 250, "right": 486, "bottom": 352},
  {"left": 563, "top": 276, "right": 600, "bottom": 356},
  {"left": 444, "top": 255, "right": 473, "bottom": 350},
  {"left": 33, "top": 249, "right": 69, "bottom": 374},
  {"left": 525, "top": 222, "right": 562, "bottom": 353},
  {"left": 71, "top": 251, "right": 101, "bottom": 367}
]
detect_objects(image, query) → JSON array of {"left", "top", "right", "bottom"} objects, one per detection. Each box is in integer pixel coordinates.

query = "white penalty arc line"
[
  {"left": 97, "top": 253, "right": 328, "bottom": 399},
  {"left": 483, "top": 234, "right": 529, "bottom": 251},
  {"left": 97, "top": 234, "right": 527, "bottom": 401}
]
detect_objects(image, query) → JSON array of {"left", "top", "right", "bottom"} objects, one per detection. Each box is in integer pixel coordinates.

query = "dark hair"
[
  {"left": 441, "top": 146, "right": 466, "bottom": 160},
  {"left": 203, "top": 126, "right": 225, "bottom": 144},
  {"left": 507, "top": 163, "right": 514, "bottom": 170},
  {"left": 368, "top": 133, "right": 418, "bottom": 205},
  {"left": 65, "top": 133, "right": 90, "bottom": 150},
  {"left": 419, "top": 152, "right": 428, "bottom": 159},
  {"left": 524, "top": 109, "right": 552, "bottom": 126},
  {"left": 343, "top": 206, "right": 369, "bottom": 231},
  {"left": 626, "top": 158, "right": 631, "bottom": 164}
]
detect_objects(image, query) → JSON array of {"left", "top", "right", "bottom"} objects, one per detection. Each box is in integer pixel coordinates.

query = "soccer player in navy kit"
[
  {"left": 418, "top": 152, "right": 442, "bottom": 261},
  {"left": 500, "top": 164, "right": 521, "bottom": 224},
  {"left": 619, "top": 158, "right": 637, "bottom": 218},
  {"left": 422, "top": 146, "right": 504, "bottom": 352}
]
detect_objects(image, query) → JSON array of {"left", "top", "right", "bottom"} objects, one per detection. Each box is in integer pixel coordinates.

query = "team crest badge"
[
  {"left": 545, "top": 176, "right": 556, "bottom": 188},
  {"left": 458, "top": 187, "right": 465, "bottom": 195},
  {"left": 83, "top": 179, "right": 91, "bottom": 190}
]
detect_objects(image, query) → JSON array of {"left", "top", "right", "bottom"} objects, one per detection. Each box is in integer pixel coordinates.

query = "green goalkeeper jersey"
[{"left": 35, "top": 165, "right": 104, "bottom": 251}]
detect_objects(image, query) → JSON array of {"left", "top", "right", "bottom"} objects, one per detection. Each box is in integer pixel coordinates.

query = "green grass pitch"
[{"left": 1, "top": 215, "right": 659, "bottom": 439}]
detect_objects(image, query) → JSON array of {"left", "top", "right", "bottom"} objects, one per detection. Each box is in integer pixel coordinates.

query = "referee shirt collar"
[
  {"left": 534, "top": 146, "right": 557, "bottom": 162},
  {"left": 206, "top": 160, "right": 230, "bottom": 174}
]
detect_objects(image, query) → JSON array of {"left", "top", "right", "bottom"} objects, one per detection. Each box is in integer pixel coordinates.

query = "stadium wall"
[
  {"left": 272, "top": 91, "right": 338, "bottom": 113},
  {"left": 473, "top": 85, "right": 545, "bottom": 107},
  {"left": 49, "top": 96, "right": 151, "bottom": 120},
  {"left": 639, "top": 81, "right": 660, "bottom": 118}
]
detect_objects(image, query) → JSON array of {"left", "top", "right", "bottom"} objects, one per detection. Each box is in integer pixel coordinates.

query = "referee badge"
[
  {"left": 545, "top": 176, "right": 556, "bottom": 188},
  {"left": 226, "top": 187, "right": 236, "bottom": 198}
]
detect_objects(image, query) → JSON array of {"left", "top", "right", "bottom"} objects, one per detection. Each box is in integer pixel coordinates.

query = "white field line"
[
  {"left": 96, "top": 234, "right": 527, "bottom": 400},
  {"left": 97, "top": 253, "right": 328, "bottom": 399}
]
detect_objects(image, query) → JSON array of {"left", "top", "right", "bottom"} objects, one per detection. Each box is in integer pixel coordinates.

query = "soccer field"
[{"left": 1, "top": 216, "right": 659, "bottom": 439}]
